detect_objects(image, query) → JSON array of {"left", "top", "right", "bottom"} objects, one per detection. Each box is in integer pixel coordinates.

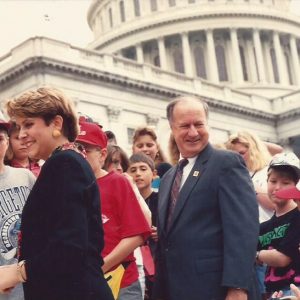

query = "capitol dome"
[{"left": 87, "top": 0, "right": 300, "bottom": 97}]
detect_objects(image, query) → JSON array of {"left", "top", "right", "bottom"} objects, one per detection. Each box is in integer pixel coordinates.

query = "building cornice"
[
  {"left": 277, "top": 107, "right": 300, "bottom": 121},
  {"left": 0, "top": 55, "right": 275, "bottom": 122}
]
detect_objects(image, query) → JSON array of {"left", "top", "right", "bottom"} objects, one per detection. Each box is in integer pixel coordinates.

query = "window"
[
  {"left": 169, "top": 0, "right": 176, "bottom": 7},
  {"left": 215, "top": 45, "right": 228, "bottom": 81},
  {"left": 127, "top": 128, "right": 135, "bottom": 145},
  {"left": 270, "top": 48, "right": 279, "bottom": 83},
  {"left": 150, "top": 0, "right": 157, "bottom": 11},
  {"left": 120, "top": 1, "right": 125, "bottom": 22},
  {"left": 134, "top": 0, "right": 140, "bottom": 17},
  {"left": 284, "top": 51, "right": 293, "bottom": 85},
  {"left": 239, "top": 46, "right": 248, "bottom": 81},
  {"left": 173, "top": 48, "right": 184, "bottom": 73},
  {"left": 194, "top": 47, "right": 207, "bottom": 79},
  {"left": 108, "top": 8, "right": 113, "bottom": 28},
  {"left": 154, "top": 55, "right": 160, "bottom": 67}
]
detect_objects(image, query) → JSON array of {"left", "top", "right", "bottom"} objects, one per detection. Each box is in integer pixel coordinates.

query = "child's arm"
[
  {"left": 102, "top": 235, "right": 144, "bottom": 274},
  {"left": 257, "top": 249, "right": 291, "bottom": 267}
]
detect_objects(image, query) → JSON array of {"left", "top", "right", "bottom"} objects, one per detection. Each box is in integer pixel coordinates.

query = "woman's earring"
[{"left": 52, "top": 129, "right": 61, "bottom": 138}]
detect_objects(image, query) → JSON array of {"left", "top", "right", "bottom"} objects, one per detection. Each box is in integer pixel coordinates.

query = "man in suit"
[{"left": 153, "top": 96, "right": 260, "bottom": 300}]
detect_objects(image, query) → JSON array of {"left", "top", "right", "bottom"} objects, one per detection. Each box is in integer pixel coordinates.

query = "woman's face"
[
  {"left": 9, "top": 130, "right": 29, "bottom": 161},
  {"left": 16, "top": 116, "right": 56, "bottom": 161},
  {"left": 107, "top": 152, "right": 123, "bottom": 174},
  {"left": 230, "top": 142, "right": 249, "bottom": 163},
  {"left": 132, "top": 134, "right": 158, "bottom": 161}
]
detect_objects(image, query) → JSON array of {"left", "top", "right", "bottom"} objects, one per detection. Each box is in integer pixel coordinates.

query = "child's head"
[
  {"left": 128, "top": 153, "right": 156, "bottom": 195},
  {"left": 267, "top": 153, "right": 300, "bottom": 209},
  {"left": 0, "top": 118, "right": 10, "bottom": 163}
]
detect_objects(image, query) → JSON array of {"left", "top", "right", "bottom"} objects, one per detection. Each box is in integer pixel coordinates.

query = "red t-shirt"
[{"left": 97, "top": 171, "right": 151, "bottom": 288}]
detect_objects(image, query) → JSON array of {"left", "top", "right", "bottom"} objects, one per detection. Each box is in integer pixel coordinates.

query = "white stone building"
[{"left": 0, "top": 0, "right": 300, "bottom": 155}]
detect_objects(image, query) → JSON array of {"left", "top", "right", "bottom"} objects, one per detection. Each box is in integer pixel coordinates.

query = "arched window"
[
  {"left": 270, "top": 48, "right": 279, "bottom": 83},
  {"left": 239, "top": 45, "right": 248, "bottom": 81},
  {"left": 215, "top": 45, "right": 228, "bottom": 81},
  {"left": 108, "top": 8, "right": 113, "bottom": 28},
  {"left": 284, "top": 51, "right": 293, "bottom": 85},
  {"left": 120, "top": 1, "right": 125, "bottom": 22},
  {"left": 194, "top": 46, "right": 207, "bottom": 79},
  {"left": 169, "top": 0, "right": 176, "bottom": 7},
  {"left": 150, "top": 0, "right": 158, "bottom": 11},
  {"left": 134, "top": 0, "right": 140, "bottom": 17},
  {"left": 173, "top": 48, "right": 184, "bottom": 73}
]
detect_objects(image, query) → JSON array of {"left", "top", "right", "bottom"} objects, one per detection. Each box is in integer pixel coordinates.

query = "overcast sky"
[{"left": 0, "top": 0, "right": 299, "bottom": 57}]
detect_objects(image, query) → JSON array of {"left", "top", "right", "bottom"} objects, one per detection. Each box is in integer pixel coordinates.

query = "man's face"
[{"left": 170, "top": 100, "right": 209, "bottom": 158}]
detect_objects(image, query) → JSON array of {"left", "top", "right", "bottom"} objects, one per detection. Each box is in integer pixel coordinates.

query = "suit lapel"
[
  {"left": 158, "top": 166, "right": 177, "bottom": 235},
  {"left": 168, "top": 144, "right": 214, "bottom": 233}
]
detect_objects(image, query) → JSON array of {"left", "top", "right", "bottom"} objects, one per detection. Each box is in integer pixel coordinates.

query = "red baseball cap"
[
  {"left": 275, "top": 182, "right": 300, "bottom": 200},
  {"left": 76, "top": 120, "right": 107, "bottom": 149}
]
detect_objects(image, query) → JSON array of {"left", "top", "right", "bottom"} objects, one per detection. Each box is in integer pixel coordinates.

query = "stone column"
[
  {"left": 273, "top": 31, "right": 288, "bottom": 85},
  {"left": 230, "top": 28, "right": 243, "bottom": 83},
  {"left": 106, "top": 105, "right": 122, "bottom": 144},
  {"left": 289, "top": 35, "right": 300, "bottom": 85},
  {"left": 245, "top": 38, "right": 258, "bottom": 82},
  {"left": 158, "top": 36, "right": 167, "bottom": 70},
  {"left": 181, "top": 32, "right": 193, "bottom": 77},
  {"left": 206, "top": 29, "right": 219, "bottom": 83},
  {"left": 136, "top": 43, "right": 144, "bottom": 63},
  {"left": 253, "top": 29, "right": 266, "bottom": 83}
]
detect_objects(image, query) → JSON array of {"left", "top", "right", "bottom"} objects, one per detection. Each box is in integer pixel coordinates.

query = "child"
[
  {"left": 128, "top": 153, "right": 158, "bottom": 300},
  {"left": 256, "top": 152, "right": 300, "bottom": 298},
  {"left": 76, "top": 119, "right": 151, "bottom": 300},
  {"left": 0, "top": 118, "right": 36, "bottom": 300}
]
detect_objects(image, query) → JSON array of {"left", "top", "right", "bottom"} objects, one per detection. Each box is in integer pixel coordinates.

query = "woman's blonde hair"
[
  {"left": 6, "top": 87, "right": 79, "bottom": 142},
  {"left": 168, "top": 133, "right": 180, "bottom": 165},
  {"left": 226, "top": 131, "right": 271, "bottom": 172}
]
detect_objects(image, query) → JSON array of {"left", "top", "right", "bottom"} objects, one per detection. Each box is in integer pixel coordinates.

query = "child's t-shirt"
[{"left": 258, "top": 207, "right": 300, "bottom": 293}]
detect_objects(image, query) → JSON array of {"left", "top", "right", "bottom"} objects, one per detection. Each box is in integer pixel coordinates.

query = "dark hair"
[
  {"left": 105, "top": 130, "right": 117, "bottom": 144},
  {"left": 6, "top": 87, "right": 78, "bottom": 142},
  {"left": 104, "top": 144, "right": 129, "bottom": 172},
  {"left": 268, "top": 165, "right": 300, "bottom": 184},
  {"left": 129, "top": 152, "right": 155, "bottom": 171}
]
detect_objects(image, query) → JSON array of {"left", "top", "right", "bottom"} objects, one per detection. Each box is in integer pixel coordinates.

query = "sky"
[{"left": 0, "top": 0, "right": 299, "bottom": 57}]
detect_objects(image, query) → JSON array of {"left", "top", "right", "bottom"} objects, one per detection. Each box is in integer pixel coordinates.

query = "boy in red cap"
[
  {"left": 76, "top": 119, "right": 151, "bottom": 300},
  {"left": 256, "top": 152, "right": 300, "bottom": 298}
]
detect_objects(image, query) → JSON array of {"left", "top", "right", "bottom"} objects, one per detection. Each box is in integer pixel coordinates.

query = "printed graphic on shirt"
[
  {"left": 259, "top": 223, "right": 290, "bottom": 247},
  {"left": 0, "top": 186, "right": 31, "bottom": 260}
]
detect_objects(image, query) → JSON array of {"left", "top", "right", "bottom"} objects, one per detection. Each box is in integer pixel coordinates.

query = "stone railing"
[{"left": 0, "top": 36, "right": 277, "bottom": 113}]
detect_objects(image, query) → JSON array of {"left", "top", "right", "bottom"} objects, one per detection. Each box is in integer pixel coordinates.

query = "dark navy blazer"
[
  {"left": 153, "top": 144, "right": 260, "bottom": 300},
  {"left": 19, "top": 149, "right": 113, "bottom": 300}
]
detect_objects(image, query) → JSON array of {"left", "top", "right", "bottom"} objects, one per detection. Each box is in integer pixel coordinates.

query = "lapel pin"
[{"left": 193, "top": 171, "right": 199, "bottom": 177}]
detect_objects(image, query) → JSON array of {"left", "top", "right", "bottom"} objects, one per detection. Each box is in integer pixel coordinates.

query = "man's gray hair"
[{"left": 166, "top": 95, "right": 209, "bottom": 124}]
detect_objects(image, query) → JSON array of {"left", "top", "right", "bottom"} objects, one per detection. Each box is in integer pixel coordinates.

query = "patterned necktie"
[{"left": 167, "top": 158, "right": 189, "bottom": 230}]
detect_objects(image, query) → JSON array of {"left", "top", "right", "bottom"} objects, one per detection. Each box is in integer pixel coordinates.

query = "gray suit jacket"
[{"left": 153, "top": 144, "right": 260, "bottom": 300}]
